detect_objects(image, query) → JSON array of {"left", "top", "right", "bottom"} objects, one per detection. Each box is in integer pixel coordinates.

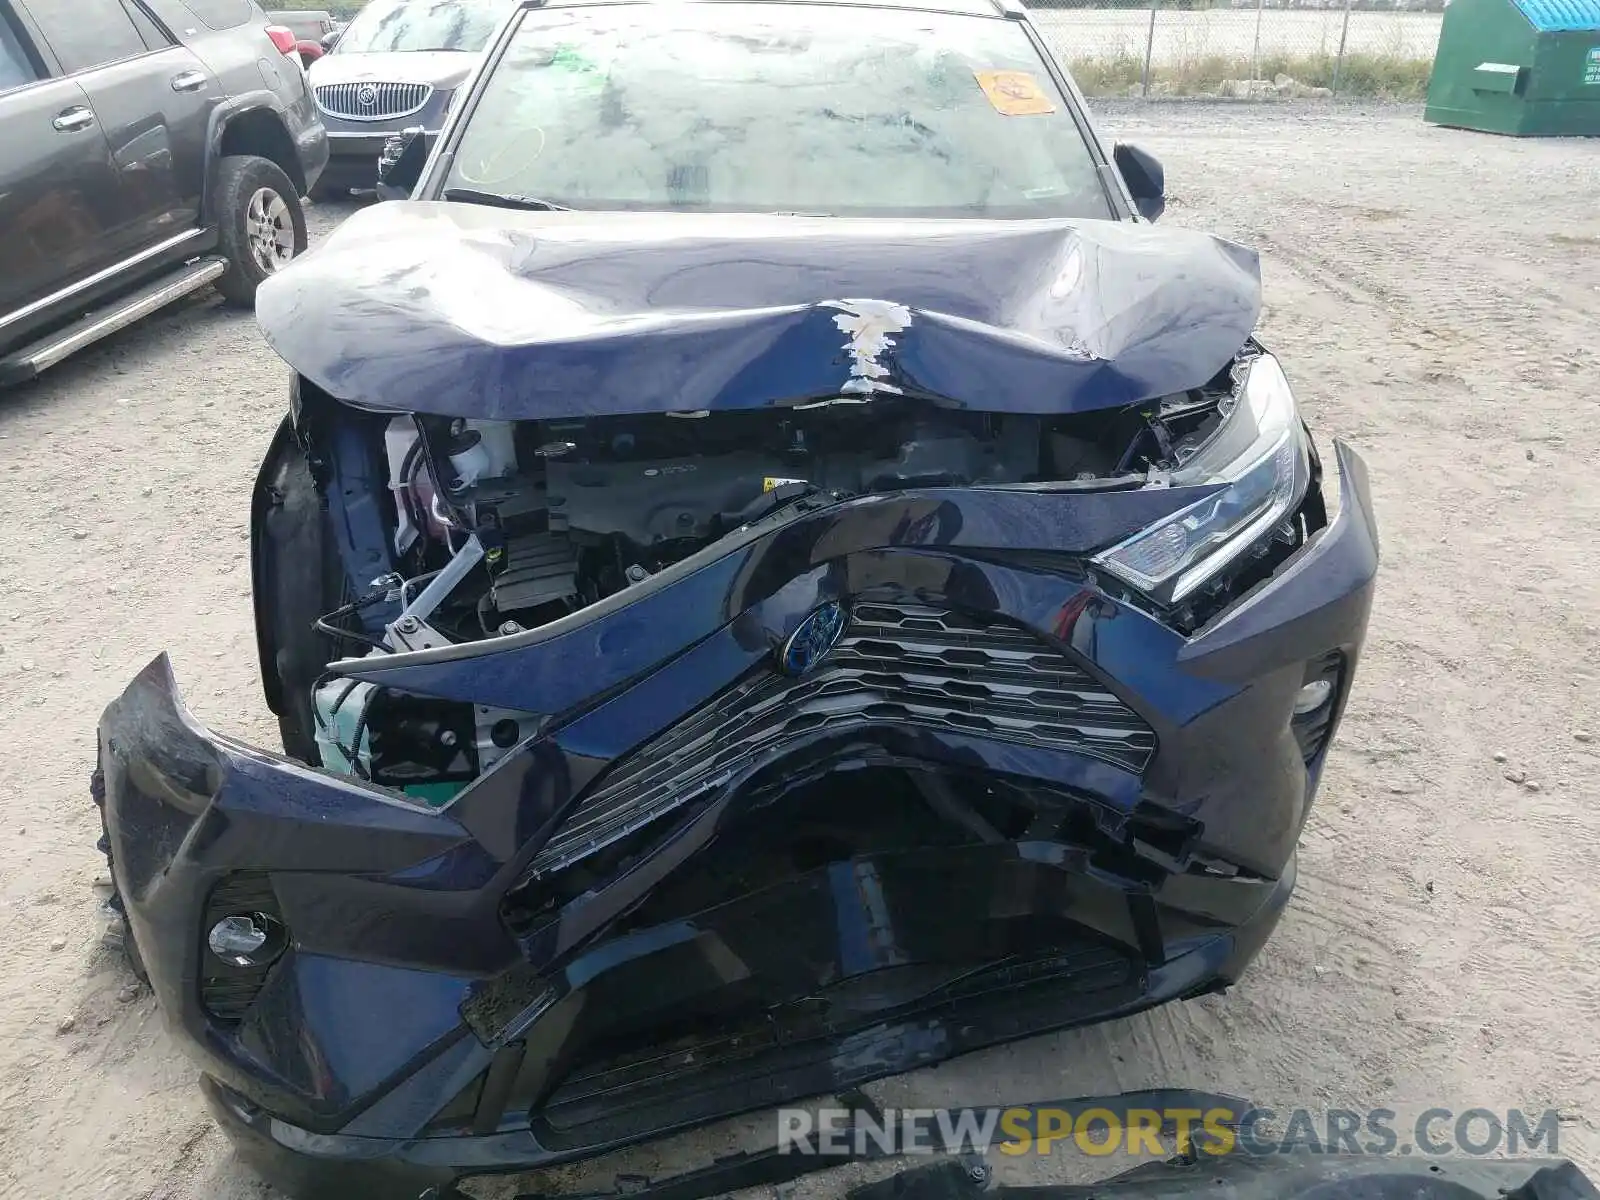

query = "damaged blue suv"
[{"left": 93, "top": 0, "right": 1380, "bottom": 1195}]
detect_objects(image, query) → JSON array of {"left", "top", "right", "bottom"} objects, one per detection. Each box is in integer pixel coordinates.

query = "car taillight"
[{"left": 265, "top": 25, "right": 297, "bottom": 55}]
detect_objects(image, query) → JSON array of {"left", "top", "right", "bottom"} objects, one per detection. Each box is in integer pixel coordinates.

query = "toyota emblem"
[
  {"left": 357, "top": 84, "right": 378, "bottom": 107},
  {"left": 778, "top": 601, "right": 849, "bottom": 677}
]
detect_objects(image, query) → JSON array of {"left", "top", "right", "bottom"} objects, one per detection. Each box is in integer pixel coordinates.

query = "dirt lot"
[{"left": 1, "top": 101, "right": 1598, "bottom": 1200}]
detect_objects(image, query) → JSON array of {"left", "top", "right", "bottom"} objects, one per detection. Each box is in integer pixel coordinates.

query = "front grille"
[
  {"left": 314, "top": 81, "right": 432, "bottom": 120},
  {"left": 529, "top": 602, "right": 1155, "bottom": 877}
]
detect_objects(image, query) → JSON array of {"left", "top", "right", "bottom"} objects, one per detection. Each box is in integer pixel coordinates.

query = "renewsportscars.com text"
[{"left": 777, "top": 1106, "right": 1563, "bottom": 1158}]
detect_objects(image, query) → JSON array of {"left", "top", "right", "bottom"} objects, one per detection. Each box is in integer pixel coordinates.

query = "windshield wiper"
[{"left": 441, "top": 187, "right": 570, "bottom": 212}]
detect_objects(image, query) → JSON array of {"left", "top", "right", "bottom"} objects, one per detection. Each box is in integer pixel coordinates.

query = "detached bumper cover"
[{"left": 98, "top": 443, "right": 1377, "bottom": 1198}]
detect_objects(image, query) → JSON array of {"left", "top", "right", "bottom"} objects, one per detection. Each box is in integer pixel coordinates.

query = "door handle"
[
  {"left": 52, "top": 106, "right": 95, "bottom": 132},
  {"left": 171, "top": 70, "right": 208, "bottom": 92}
]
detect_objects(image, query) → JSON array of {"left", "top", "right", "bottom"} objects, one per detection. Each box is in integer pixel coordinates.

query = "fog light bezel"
[
  {"left": 1290, "top": 651, "right": 1345, "bottom": 765},
  {"left": 206, "top": 911, "right": 289, "bottom": 969},
  {"left": 199, "top": 872, "right": 287, "bottom": 1023}
]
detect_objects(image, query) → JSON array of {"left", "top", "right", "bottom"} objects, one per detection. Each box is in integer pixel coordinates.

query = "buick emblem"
[
  {"left": 357, "top": 84, "right": 378, "bottom": 107},
  {"left": 779, "top": 601, "right": 849, "bottom": 677}
]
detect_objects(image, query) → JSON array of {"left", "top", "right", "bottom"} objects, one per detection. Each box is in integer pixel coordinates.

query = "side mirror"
[
  {"left": 320, "top": 28, "right": 340, "bottom": 52},
  {"left": 1114, "top": 143, "right": 1165, "bottom": 223},
  {"left": 376, "top": 126, "right": 430, "bottom": 200}
]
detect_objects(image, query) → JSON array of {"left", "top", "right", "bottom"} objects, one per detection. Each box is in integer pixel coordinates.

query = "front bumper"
[
  {"left": 97, "top": 443, "right": 1378, "bottom": 1198},
  {"left": 316, "top": 101, "right": 446, "bottom": 192},
  {"left": 319, "top": 131, "right": 440, "bottom": 193},
  {"left": 318, "top": 135, "right": 388, "bottom": 193}
]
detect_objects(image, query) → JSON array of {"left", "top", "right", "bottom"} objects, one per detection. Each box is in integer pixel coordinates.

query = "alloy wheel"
[{"left": 245, "top": 187, "right": 296, "bottom": 273}]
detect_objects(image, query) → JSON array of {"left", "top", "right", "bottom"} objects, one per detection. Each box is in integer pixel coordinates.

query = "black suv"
[{"left": 0, "top": 0, "right": 329, "bottom": 383}]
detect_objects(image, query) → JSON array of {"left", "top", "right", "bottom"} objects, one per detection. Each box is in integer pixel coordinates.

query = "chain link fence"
[
  {"left": 324, "top": 0, "right": 1440, "bottom": 101},
  {"left": 1025, "top": 0, "right": 1442, "bottom": 99}
]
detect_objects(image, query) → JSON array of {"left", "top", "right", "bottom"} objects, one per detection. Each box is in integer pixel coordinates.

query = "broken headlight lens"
[{"left": 1093, "top": 353, "right": 1310, "bottom": 604}]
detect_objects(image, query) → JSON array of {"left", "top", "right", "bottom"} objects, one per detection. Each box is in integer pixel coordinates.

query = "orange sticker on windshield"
[{"left": 974, "top": 70, "right": 1057, "bottom": 116}]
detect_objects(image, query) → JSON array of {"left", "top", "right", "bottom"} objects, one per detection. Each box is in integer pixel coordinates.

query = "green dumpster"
[{"left": 1424, "top": 0, "right": 1600, "bottom": 135}]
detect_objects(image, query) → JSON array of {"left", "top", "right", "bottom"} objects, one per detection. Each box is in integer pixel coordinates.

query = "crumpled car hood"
[{"left": 256, "top": 203, "right": 1261, "bottom": 419}]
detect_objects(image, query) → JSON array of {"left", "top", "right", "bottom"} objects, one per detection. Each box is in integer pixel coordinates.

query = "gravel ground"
[{"left": 1, "top": 101, "right": 1598, "bottom": 1200}]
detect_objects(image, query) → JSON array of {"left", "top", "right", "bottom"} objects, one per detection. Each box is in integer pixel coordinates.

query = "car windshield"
[
  {"left": 440, "top": 2, "right": 1113, "bottom": 219},
  {"left": 336, "top": 0, "right": 515, "bottom": 54}
]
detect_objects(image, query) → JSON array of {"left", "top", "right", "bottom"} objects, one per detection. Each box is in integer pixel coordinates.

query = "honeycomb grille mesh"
[{"left": 529, "top": 602, "right": 1155, "bottom": 876}]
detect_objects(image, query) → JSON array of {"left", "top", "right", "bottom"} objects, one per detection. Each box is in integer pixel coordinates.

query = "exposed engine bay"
[
  {"left": 303, "top": 357, "right": 1304, "bottom": 804},
  {"left": 390, "top": 402, "right": 1052, "bottom": 635}
]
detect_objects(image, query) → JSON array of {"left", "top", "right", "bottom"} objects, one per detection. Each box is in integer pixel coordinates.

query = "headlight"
[{"left": 1093, "top": 353, "right": 1310, "bottom": 604}]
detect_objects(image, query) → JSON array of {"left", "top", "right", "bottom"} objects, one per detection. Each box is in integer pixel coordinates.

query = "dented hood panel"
[{"left": 255, "top": 203, "right": 1262, "bottom": 419}]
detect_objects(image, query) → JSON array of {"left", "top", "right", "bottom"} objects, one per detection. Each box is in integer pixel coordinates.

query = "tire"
[
  {"left": 92, "top": 765, "right": 149, "bottom": 986},
  {"left": 213, "top": 154, "right": 308, "bottom": 308},
  {"left": 257, "top": 423, "right": 338, "bottom": 766},
  {"left": 279, "top": 712, "right": 319, "bottom": 767},
  {"left": 121, "top": 919, "right": 151, "bottom": 986}
]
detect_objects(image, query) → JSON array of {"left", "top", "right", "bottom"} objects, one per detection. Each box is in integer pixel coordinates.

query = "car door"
[
  {"left": 16, "top": 0, "right": 215, "bottom": 257},
  {"left": 0, "top": 4, "right": 128, "bottom": 324}
]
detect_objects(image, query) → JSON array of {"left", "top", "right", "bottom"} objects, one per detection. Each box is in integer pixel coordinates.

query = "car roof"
[{"left": 516, "top": 0, "right": 1027, "bottom": 22}]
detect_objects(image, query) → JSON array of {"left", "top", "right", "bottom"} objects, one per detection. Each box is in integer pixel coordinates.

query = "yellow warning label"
[
  {"left": 974, "top": 69, "right": 1057, "bottom": 116},
  {"left": 763, "top": 477, "right": 808, "bottom": 492}
]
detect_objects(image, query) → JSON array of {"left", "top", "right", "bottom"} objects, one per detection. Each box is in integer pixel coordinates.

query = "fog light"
[
  {"left": 1293, "top": 678, "right": 1333, "bottom": 715},
  {"left": 207, "top": 913, "right": 285, "bottom": 968},
  {"left": 1291, "top": 651, "right": 1344, "bottom": 765}
]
